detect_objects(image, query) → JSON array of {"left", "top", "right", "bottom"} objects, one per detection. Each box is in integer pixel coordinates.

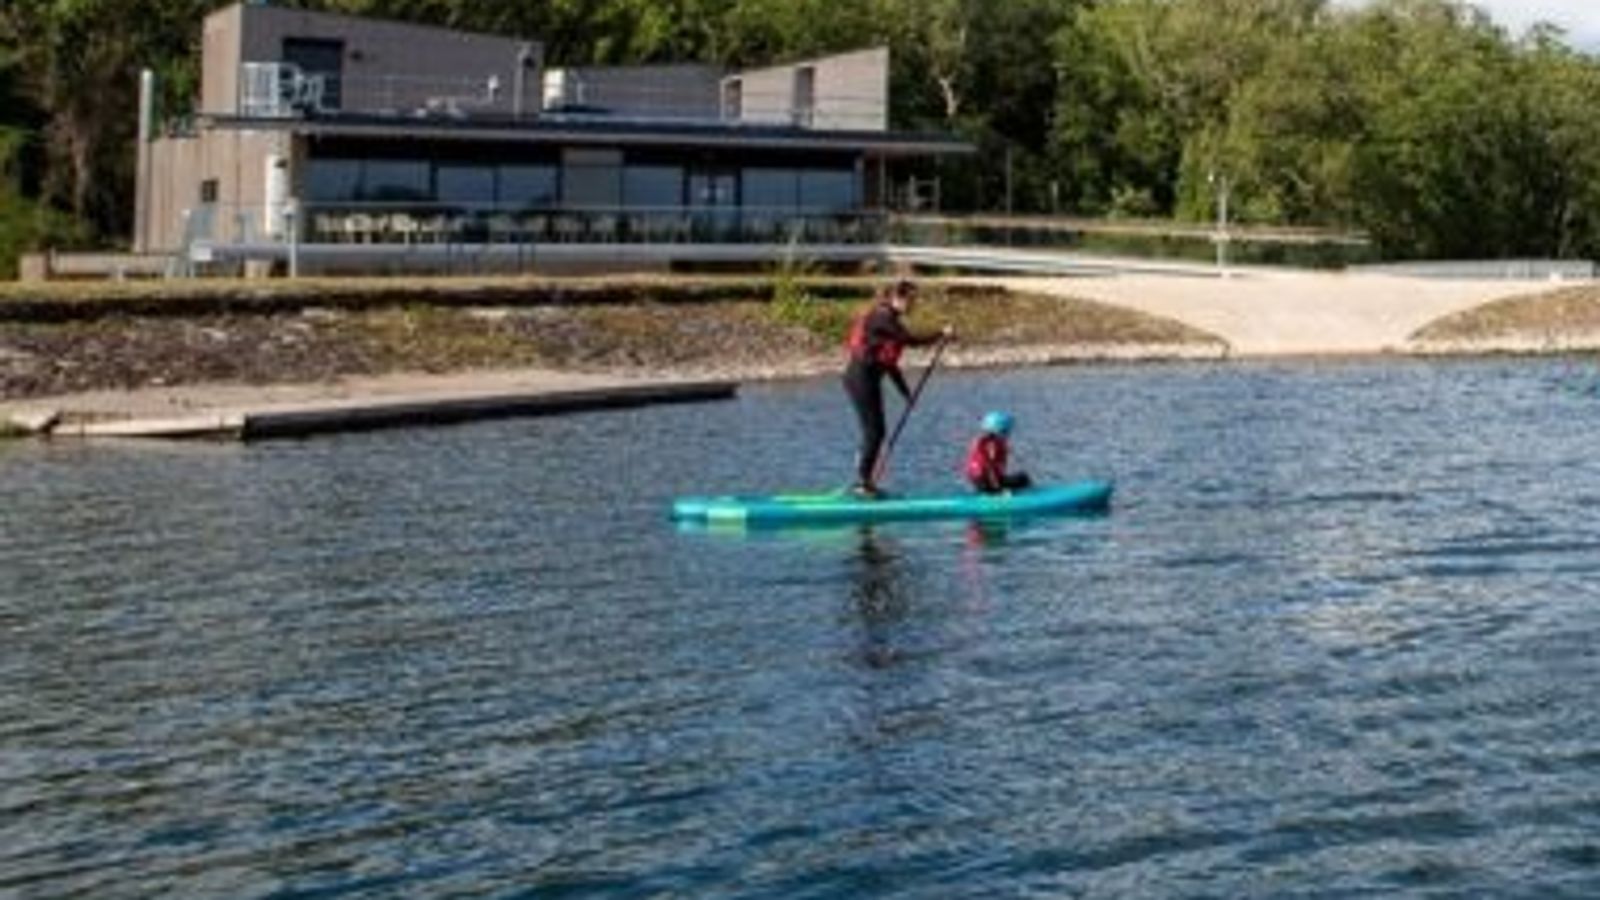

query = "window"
[
  {"left": 200, "top": 179, "right": 219, "bottom": 204},
  {"left": 499, "top": 165, "right": 559, "bottom": 209},
  {"left": 562, "top": 149, "right": 622, "bottom": 209},
  {"left": 305, "top": 159, "right": 361, "bottom": 202},
  {"left": 688, "top": 169, "right": 737, "bottom": 209},
  {"left": 437, "top": 165, "right": 496, "bottom": 209},
  {"left": 800, "top": 169, "right": 856, "bottom": 212},
  {"left": 793, "top": 67, "right": 815, "bottom": 128},
  {"left": 360, "top": 160, "right": 429, "bottom": 202},
  {"left": 743, "top": 169, "right": 798, "bottom": 212},
  {"left": 623, "top": 166, "right": 683, "bottom": 209}
]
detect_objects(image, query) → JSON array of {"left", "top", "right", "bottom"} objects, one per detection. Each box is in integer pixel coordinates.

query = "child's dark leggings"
[{"left": 972, "top": 472, "right": 1033, "bottom": 494}]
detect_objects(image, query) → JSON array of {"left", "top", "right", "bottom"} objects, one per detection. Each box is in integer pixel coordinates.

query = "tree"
[
  {"left": 1197, "top": 18, "right": 1363, "bottom": 226},
  {"left": 1, "top": 0, "right": 216, "bottom": 241},
  {"left": 6, "top": 0, "right": 1600, "bottom": 261},
  {"left": 1052, "top": 0, "right": 1325, "bottom": 218},
  {"left": 1505, "top": 34, "right": 1600, "bottom": 258},
  {"left": 1334, "top": 0, "right": 1531, "bottom": 256}
]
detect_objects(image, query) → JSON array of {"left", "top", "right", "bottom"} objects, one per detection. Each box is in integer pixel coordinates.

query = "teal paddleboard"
[{"left": 671, "top": 480, "right": 1113, "bottom": 528}]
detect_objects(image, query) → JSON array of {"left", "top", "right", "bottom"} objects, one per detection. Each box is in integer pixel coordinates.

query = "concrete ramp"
[
  {"left": 3, "top": 370, "right": 737, "bottom": 441},
  {"left": 1004, "top": 271, "right": 1566, "bottom": 357}
]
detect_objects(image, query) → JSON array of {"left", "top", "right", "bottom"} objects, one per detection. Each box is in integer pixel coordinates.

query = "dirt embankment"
[
  {"left": 0, "top": 279, "right": 1223, "bottom": 401},
  {"left": 1412, "top": 284, "right": 1600, "bottom": 350}
]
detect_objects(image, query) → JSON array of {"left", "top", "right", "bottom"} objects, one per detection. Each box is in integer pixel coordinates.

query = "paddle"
[{"left": 871, "top": 334, "right": 950, "bottom": 487}]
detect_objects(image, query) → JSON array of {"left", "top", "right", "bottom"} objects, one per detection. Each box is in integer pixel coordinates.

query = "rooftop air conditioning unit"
[{"left": 541, "top": 69, "right": 584, "bottom": 111}]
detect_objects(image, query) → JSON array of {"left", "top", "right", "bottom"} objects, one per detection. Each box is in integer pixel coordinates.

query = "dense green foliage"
[{"left": 3, "top": 0, "right": 1600, "bottom": 264}]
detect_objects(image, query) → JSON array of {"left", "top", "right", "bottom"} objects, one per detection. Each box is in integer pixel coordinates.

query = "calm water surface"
[{"left": 4, "top": 359, "right": 1600, "bottom": 897}]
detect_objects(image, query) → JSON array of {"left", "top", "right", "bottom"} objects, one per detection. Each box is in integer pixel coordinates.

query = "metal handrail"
[{"left": 186, "top": 202, "right": 888, "bottom": 247}]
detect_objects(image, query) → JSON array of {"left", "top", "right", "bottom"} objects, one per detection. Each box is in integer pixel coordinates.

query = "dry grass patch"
[
  {"left": 0, "top": 281, "right": 1222, "bottom": 401},
  {"left": 0, "top": 274, "right": 876, "bottom": 322},
  {"left": 916, "top": 285, "right": 1219, "bottom": 347},
  {"left": 1414, "top": 285, "right": 1600, "bottom": 342}
]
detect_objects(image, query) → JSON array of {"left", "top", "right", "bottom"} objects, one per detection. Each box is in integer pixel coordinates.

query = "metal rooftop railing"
[{"left": 237, "top": 63, "right": 889, "bottom": 130}]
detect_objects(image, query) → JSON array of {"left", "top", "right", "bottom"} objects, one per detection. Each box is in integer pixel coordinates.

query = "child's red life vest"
[
  {"left": 845, "top": 302, "right": 905, "bottom": 368},
  {"left": 966, "top": 433, "right": 1008, "bottom": 484}
]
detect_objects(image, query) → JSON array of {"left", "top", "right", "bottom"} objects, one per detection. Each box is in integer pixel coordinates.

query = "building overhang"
[{"left": 198, "top": 112, "right": 975, "bottom": 158}]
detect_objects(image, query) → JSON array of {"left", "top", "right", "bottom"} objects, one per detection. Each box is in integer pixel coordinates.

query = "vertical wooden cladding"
[
  {"left": 202, "top": 5, "right": 245, "bottom": 115},
  {"left": 144, "top": 130, "right": 280, "bottom": 251}
]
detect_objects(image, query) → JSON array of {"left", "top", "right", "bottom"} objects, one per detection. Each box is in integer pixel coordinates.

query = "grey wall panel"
[
  {"left": 733, "top": 48, "right": 888, "bottom": 132},
  {"left": 734, "top": 67, "right": 795, "bottom": 127},
  {"left": 812, "top": 48, "right": 888, "bottom": 132},
  {"left": 219, "top": 4, "right": 541, "bottom": 118}
]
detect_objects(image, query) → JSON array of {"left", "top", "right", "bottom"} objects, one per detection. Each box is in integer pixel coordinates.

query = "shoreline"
[
  {"left": 0, "top": 281, "right": 1221, "bottom": 433},
  {"left": 0, "top": 342, "right": 1225, "bottom": 435},
  {"left": 6, "top": 336, "right": 1593, "bottom": 441},
  {"left": 5, "top": 273, "right": 1600, "bottom": 438}
]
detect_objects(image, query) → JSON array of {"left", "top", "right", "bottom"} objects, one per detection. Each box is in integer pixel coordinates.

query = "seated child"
[{"left": 965, "top": 411, "right": 1033, "bottom": 494}]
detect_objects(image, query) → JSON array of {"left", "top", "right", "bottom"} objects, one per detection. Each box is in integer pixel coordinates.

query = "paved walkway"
[{"left": 1003, "top": 271, "right": 1566, "bottom": 356}]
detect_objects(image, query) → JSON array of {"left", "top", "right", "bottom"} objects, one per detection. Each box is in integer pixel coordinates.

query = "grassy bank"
[{"left": 0, "top": 278, "right": 1221, "bottom": 401}]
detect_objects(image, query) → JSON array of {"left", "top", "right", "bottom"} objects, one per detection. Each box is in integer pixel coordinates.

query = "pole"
[
  {"left": 286, "top": 201, "right": 299, "bottom": 278},
  {"left": 135, "top": 69, "right": 155, "bottom": 254},
  {"left": 1210, "top": 170, "right": 1232, "bottom": 274},
  {"left": 871, "top": 336, "right": 950, "bottom": 486},
  {"left": 1219, "top": 173, "right": 1230, "bottom": 274}
]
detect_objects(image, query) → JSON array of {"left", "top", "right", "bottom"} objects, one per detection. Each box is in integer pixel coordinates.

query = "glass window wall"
[
  {"left": 361, "top": 160, "right": 430, "bottom": 202},
  {"left": 565, "top": 165, "right": 622, "bottom": 209},
  {"left": 799, "top": 169, "right": 857, "bottom": 211},
  {"left": 304, "top": 153, "right": 858, "bottom": 218},
  {"left": 742, "top": 168, "right": 799, "bottom": 212},
  {"left": 305, "top": 159, "right": 361, "bottom": 202},
  {"left": 437, "top": 165, "right": 496, "bottom": 210},
  {"left": 499, "top": 165, "right": 559, "bottom": 210},
  {"left": 563, "top": 149, "right": 623, "bottom": 210},
  {"left": 623, "top": 166, "right": 684, "bottom": 209}
]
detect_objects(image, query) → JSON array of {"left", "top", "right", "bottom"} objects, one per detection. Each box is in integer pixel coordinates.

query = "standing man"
[{"left": 841, "top": 279, "right": 952, "bottom": 498}]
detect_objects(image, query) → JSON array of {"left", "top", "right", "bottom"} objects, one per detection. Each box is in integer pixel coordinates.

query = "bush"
[
  {"left": 767, "top": 243, "right": 854, "bottom": 341},
  {"left": 0, "top": 189, "right": 85, "bottom": 280}
]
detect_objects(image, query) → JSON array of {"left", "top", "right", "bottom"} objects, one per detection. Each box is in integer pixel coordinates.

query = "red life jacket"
[
  {"left": 845, "top": 302, "right": 905, "bottom": 368},
  {"left": 965, "top": 433, "right": 1008, "bottom": 484}
]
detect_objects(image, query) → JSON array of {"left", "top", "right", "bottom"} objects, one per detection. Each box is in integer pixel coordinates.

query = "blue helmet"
[{"left": 981, "top": 411, "right": 1014, "bottom": 436}]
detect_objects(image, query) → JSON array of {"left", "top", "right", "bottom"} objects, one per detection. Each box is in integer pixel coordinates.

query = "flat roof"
[
  {"left": 219, "top": 1, "right": 537, "bottom": 50},
  {"left": 199, "top": 112, "right": 975, "bottom": 157}
]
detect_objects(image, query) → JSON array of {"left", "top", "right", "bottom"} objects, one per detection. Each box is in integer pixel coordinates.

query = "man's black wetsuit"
[{"left": 842, "top": 301, "right": 938, "bottom": 489}]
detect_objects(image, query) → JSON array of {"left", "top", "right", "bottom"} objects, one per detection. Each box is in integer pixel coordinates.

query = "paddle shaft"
[{"left": 872, "top": 336, "right": 949, "bottom": 486}]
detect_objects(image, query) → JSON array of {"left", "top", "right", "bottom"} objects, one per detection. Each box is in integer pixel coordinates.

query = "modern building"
[{"left": 135, "top": 2, "right": 971, "bottom": 274}]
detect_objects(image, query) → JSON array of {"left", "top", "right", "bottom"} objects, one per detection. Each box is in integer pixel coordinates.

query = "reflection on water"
[
  {"left": 5, "top": 359, "right": 1600, "bottom": 896},
  {"left": 846, "top": 529, "right": 912, "bottom": 671}
]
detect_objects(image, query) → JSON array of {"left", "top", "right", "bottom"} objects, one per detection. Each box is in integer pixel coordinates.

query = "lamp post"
[
  {"left": 286, "top": 200, "right": 299, "bottom": 279},
  {"left": 135, "top": 69, "right": 155, "bottom": 254},
  {"left": 1208, "top": 169, "right": 1232, "bottom": 275}
]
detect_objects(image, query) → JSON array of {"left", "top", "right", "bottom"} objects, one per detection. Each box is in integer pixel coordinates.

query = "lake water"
[{"left": 4, "top": 359, "right": 1600, "bottom": 898}]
